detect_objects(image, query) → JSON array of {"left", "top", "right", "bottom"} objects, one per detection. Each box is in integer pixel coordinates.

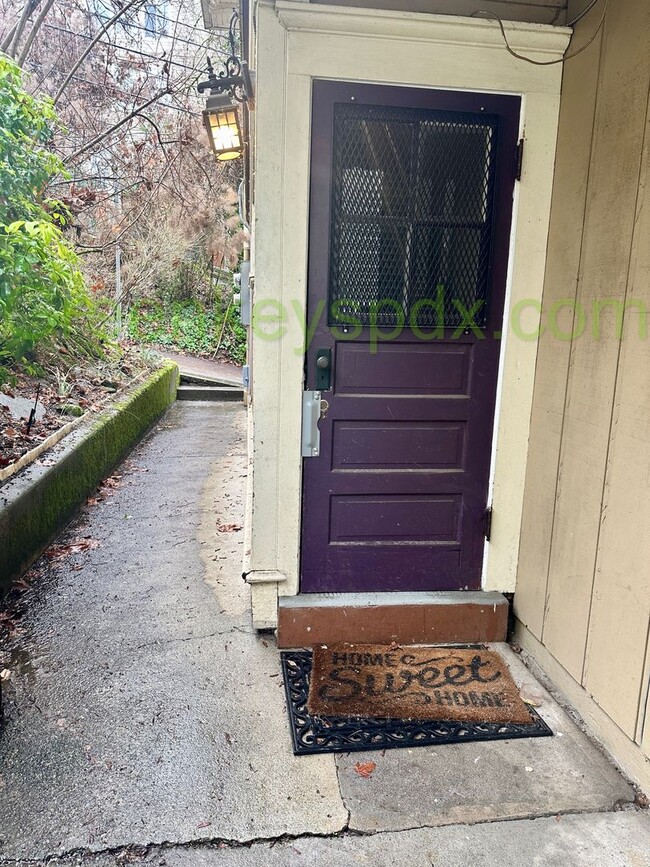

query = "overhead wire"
[
  {"left": 40, "top": 21, "right": 216, "bottom": 73},
  {"left": 471, "top": 0, "right": 609, "bottom": 66},
  {"left": 70, "top": 0, "right": 231, "bottom": 35},
  {"left": 43, "top": 69, "right": 201, "bottom": 116},
  {"left": 52, "top": 0, "right": 225, "bottom": 52},
  {"left": 567, "top": 0, "right": 601, "bottom": 27}
]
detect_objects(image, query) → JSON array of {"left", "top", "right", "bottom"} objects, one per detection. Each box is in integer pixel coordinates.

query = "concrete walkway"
[
  {"left": 0, "top": 402, "right": 648, "bottom": 865},
  {"left": 161, "top": 351, "right": 242, "bottom": 386}
]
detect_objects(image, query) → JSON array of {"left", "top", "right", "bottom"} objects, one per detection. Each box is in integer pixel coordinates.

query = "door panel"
[
  {"left": 335, "top": 341, "right": 472, "bottom": 394},
  {"left": 331, "top": 420, "right": 466, "bottom": 471},
  {"left": 301, "top": 81, "right": 520, "bottom": 593}
]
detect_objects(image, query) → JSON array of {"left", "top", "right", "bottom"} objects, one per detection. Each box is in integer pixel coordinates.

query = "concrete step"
[
  {"left": 277, "top": 591, "right": 509, "bottom": 648},
  {"left": 180, "top": 372, "right": 241, "bottom": 387},
  {"left": 176, "top": 384, "right": 244, "bottom": 402}
]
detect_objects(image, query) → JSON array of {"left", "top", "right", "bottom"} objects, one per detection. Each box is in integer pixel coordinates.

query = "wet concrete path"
[
  {"left": 0, "top": 402, "right": 648, "bottom": 865},
  {"left": 0, "top": 403, "right": 345, "bottom": 859}
]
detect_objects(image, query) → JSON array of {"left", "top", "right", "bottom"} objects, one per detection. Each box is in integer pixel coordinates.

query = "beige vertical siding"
[{"left": 516, "top": 0, "right": 650, "bottom": 787}]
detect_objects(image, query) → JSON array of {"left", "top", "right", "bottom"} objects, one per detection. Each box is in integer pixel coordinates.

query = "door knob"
[{"left": 314, "top": 348, "right": 332, "bottom": 390}]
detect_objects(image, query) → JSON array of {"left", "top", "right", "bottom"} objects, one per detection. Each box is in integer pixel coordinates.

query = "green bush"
[
  {"left": 127, "top": 298, "right": 246, "bottom": 365},
  {"left": 0, "top": 57, "right": 103, "bottom": 383}
]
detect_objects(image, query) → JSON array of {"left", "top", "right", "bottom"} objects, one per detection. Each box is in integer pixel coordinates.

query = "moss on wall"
[{"left": 0, "top": 362, "right": 179, "bottom": 591}]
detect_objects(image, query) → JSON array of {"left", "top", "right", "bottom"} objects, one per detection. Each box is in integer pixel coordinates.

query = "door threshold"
[{"left": 277, "top": 590, "right": 508, "bottom": 649}]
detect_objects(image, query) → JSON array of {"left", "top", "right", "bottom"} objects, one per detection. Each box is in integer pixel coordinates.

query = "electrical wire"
[
  {"left": 43, "top": 69, "right": 201, "bottom": 115},
  {"left": 472, "top": 0, "right": 609, "bottom": 66},
  {"left": 41, "top": 20, "right": 214, "bottom": 72},
  {"left": 567, "top": 0, "right": 601, "bottom": 27},
  {"left": 53, "top": 0, "right": 225, "bottom": 51},
  {"left": 76, "top": 0, "right": 232, "bottom": 35}
]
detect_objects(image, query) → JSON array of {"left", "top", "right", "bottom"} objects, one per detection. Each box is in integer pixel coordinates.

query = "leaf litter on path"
[
  {"left": 216, "top": 522, "right": 242, "bottom": 533},
  {"left": 45, "top": 538, "right": 100, "bottom": 561},
  {"left": 86, "top": 473, "right": 123, "bottom": 506},
  {"left": 354, "top": 761, "right": 377, "bottom": 778}
]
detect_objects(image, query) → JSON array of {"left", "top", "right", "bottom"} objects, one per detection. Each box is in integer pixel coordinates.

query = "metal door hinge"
[
  {"left": 483, "top": 506, "right": 493, "bottom": 542},
  {"left": 515, "top": 139, "right": 524, "bottom": 181}
]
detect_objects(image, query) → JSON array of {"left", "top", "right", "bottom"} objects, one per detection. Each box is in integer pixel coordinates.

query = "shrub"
[
  {"left": 127, "top": 297, "right": 246, "bottom": 365},
  {"left": 0, "top": 57, "right": 103, "bottom": 383}
]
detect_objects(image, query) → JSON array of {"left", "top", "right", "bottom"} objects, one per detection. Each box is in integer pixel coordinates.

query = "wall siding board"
[
  {"left": 540, "top": 0, "right": 650, "bottom": 681},
  {"left": 643, "top": 652, "right": 650, "bottom": 752},
  {"left": 514, "top": 26, "right": 602, "bottom": 638},
  {"left": 517, "top": 0, "right": 650, "bottom": 786},
  {"left": 583, "top": 83, "right": 650, "bottom": 739}
]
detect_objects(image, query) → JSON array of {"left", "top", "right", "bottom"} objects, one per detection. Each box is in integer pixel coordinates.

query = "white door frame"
[{"left": 245, "top": 0, "right": 571, "bottom": 628}]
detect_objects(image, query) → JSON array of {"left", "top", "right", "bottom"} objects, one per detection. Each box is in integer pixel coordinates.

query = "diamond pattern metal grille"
[{"left": 328, "top": 103, "right": 499, "bottom": 328}]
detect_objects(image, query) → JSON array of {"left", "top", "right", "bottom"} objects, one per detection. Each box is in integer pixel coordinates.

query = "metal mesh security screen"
[{"left": 328, "top": 103, "right": 499, "bottom": 328}]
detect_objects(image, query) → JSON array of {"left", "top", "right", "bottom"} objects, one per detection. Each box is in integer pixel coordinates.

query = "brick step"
[{"left": 277, "top": 591, "right": 509, "bottom": 648}]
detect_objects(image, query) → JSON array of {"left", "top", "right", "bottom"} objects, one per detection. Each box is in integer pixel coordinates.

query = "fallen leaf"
[
  {"left": 354, "top": 761, "right": 376, "bottom": 778},
  {"left": 0, "top": 669, "right": 11, "bottom": 681},
  {"left": 102, "top": 475, "right": 122, "bottom": 489},
  {"left": 45, "top": 539, "right": 100, "bottom": 561},
  {"left": 519, "top": 686, "right": 545, "bottom": 707},
  {"left": 196, "top": 821, "right": 212, "bottom": 829},
  {"left": 216, "top": 522, "right": 242, "bottom": 533}
]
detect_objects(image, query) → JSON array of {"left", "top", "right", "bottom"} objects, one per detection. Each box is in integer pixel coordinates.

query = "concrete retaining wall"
[{"left": 0, "top": 362, "right": 179, "bottom": 590}]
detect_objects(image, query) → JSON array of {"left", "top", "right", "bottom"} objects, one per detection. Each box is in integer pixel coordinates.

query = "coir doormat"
[
  {"left": 281, "top": 646, "right": 552, "bottom": 756},
  {"left": 309, "top": 644, "right": 533, "bottom": 723}
]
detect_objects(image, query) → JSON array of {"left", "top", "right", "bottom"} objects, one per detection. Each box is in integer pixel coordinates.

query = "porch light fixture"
[
  {"left": 202, "top": 92, "right": 243, "bottom": 161},
  {"left": 197, "top": 11, "right": 253, "bottom": 162}
]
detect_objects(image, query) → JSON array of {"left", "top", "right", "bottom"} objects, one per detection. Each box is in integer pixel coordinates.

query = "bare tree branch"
[
  {"left": 84, "top": 154, "right": 177, "bottom": 262},
  {"left": 5, "top": 0, "right": 41, "bottom": 57},
  {"left": 63, "top": 88, "right": 170, "bottom": 164},
  {"left": 17, "top": 0, "right": 56, "bottom": 65},
  {"left": 0, "top": 0, "right": 37, "bottom": 53},
  {"left": 52, "top": 0, "right": 146, "bottom": 104}
]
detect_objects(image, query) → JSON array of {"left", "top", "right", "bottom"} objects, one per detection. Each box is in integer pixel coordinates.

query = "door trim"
[{"left": 245, "top": 1, "right": 571, "bottom": 625}]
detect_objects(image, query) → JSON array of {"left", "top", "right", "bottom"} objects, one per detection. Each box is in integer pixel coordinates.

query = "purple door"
[{"left": 301, "top": 81, "right": 520, "bottom": 593}]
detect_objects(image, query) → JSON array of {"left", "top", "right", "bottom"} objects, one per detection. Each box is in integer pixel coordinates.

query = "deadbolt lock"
[{"left": 320, "top": 398, "right": 330, "bottom": 419}]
